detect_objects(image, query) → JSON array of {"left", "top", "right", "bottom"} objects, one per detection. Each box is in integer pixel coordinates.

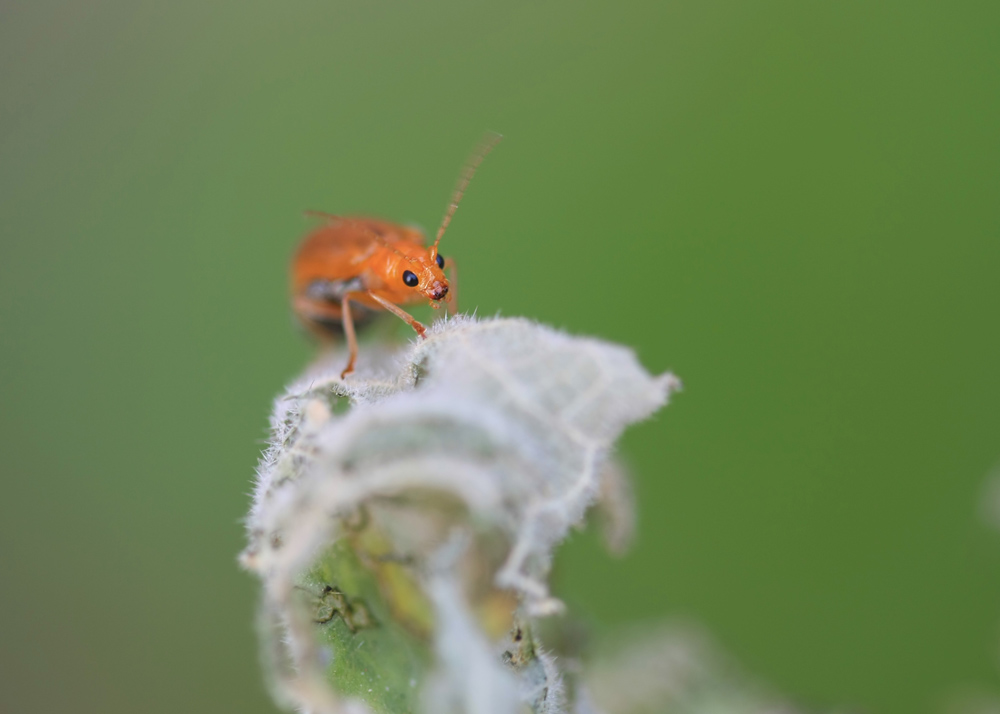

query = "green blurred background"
[{"left": 2, "top": 1, "right": 998, "bottom": 712}]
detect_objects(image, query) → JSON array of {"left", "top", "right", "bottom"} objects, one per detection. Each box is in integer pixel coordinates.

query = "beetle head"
[
  {"left": 379, "top": 242, "right": 451, "bottom": 307},
  {"left": 401, "top": 252, "right": 450, "bottom": 305}
]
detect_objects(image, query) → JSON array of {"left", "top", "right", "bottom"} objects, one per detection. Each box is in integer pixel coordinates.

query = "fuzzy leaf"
[{"left": 241, "top": 316, "right": 679, "bottom": 714}]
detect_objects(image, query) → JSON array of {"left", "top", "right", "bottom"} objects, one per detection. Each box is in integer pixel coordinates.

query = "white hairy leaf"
[
  {"left": 241, "top": 316, "right": 679, "bottom": 714},
  {"left": 581, "top": 625, "right": 803, "bottom": 714}
]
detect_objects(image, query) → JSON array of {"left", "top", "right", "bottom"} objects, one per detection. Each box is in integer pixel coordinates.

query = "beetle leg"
[
  {"left": 339, "top": 294, "right": 359, "bottom": 379},
  {"left": 293, "top": 294, "right": 346, "bottom": 339},
  {"left": 366, "top": 291, "right": 427, "bottom": 338},
  {"left": 443, "top": 255, "right": 458, "bottom": 315}
]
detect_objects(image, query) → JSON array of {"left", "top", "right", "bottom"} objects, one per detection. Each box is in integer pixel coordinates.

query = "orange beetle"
[{"left": 291, "top": 133, "right": 501, "bottom": 378}]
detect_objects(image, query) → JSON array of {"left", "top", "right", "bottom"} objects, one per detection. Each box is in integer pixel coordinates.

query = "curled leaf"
[{"left": 242, "top": 316, "right": 679, "bottom": 714}]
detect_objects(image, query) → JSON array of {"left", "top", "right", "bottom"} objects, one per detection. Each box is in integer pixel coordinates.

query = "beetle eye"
[
  {"left": 435, "top": 254, "right": 445, "bottom": 269},
  {"left": 402, "top": 270, "right": 418, "bottom": 287}
]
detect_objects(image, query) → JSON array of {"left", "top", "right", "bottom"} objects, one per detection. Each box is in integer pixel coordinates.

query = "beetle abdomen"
[{"left": 294, "top": 277, "right": 378, "bottom": 339}]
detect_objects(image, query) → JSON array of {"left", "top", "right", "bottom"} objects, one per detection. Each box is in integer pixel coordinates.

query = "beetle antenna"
[
  {"left": 353, "top": 223, "right": 420, "bottom": 265},
  {"left": 431, "top": 131, "right": 502, "bottom": 260},
  {"left": 354, "top": 225, "right": 420, "bottom": 265},
  {"left": 303, "top": 210, "right": 342, "bottom": 222},
  {"left": 372, "top": 234, "right": 420, "bottom": 265},
  {"left": 303, "top": 211, "right": 419, "bottom": 265}
]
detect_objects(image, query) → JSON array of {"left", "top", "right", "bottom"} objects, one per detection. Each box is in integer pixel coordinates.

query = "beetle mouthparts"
[{"left": 430, "top": 283, "right": 449, "bottom": 301}]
